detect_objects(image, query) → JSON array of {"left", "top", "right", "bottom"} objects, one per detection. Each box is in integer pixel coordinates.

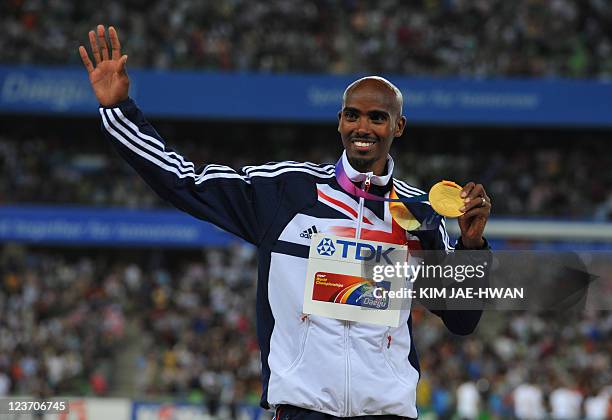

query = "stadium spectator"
[
  {"left": 512, "top": 380, "right": 546, "bottom": 419},
  {"left": 2, "top": 0, "right": 612, "bottom": 79},
  {"left": 1, "top": 134, "right": 611, "bottom": 220},
  {"left": 584, "top": 388, "right": 611, "bottom": 419},
  {"left": 455, "top": 380, "right": 480, "bottom": 419},
  {"left": 549, "top": 381, "right": 584, "bottom": 419},
  {"left": 0, "top": 370, "right": 10, "bottom": 396}
]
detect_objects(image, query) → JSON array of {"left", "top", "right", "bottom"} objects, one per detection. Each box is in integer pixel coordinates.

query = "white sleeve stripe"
[
  {"left": 394, "top": 179, "right": 426, "bottom": 195},
  {"left": 194, "top": 172, "right": 248, "bottom": 182},
  {"left": 439, "top": 225, "right": 450, "bottom": 251},
  {"left": 206, "top": 164, "right": 236, "bottom": 171},
  {"left": 442, "top": 219, "right": 454, "bottom": 250},
  {"left": 394, "top": 180, "right": 426, "bottom": 195},
  {"left": 394, "top": 184, "right": 421, "bottom": 197},
  {"left": 243, "top": 161, "right": 334, "bottom": 174},
  {"left": 114, "top": 108, "right": 195, "bottom": 171},
  {"left": 394, "top": 185, "right": 429, "bottom": 202},
  {"left": 101, "top": 109, "right": 195, "bottom": 179},
  {"left": 104, "top": 108, "right": 335, "bottom": 184},
  {"left": 439, "top": 219, "right": 454, "bottom": 251},
  {"left": 106, "top": 109, "right": 194, "bottom": 176},
  {"left": 244, "top": 161, "right": 334, "bottom": 172},
  {"left": 107, "top": 109, "right": 245, "bottom": 182},
  {"left": 246, "top": 167, "right": 335, "bottom": 179},
  {"left": 101, "top": 109, "right": 250, "bottom": 184}
]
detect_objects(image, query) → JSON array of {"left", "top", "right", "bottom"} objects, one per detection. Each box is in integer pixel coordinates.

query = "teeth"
[{"left": 355, "top": 141, "right": 372, "bottom": 147}]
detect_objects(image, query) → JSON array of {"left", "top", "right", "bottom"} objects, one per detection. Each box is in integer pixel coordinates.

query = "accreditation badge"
[{"left": 303, "top": 233, "right": 412, "bottom": 327}]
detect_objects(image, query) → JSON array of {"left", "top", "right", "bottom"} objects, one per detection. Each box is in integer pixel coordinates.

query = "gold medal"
[{"left": 428, "top": 180, "right": 464, "bottom": 218}]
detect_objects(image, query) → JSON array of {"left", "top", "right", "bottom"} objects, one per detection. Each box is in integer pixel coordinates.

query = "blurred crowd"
[
  {"left": 132, "top": 244, "right": 263, "bottom": 412},
  {"left": 414, "top": 310, "right": 611, "bottom": 419},
  {"left": 2, "top": 132, "right": 611, "bottom": 220},
  {"left": 1, "top": 244, "right": 610, "bottom": 418},
  {"left": 0, "top": 244, "right": 263, "bottom": 412},
  {"left": 2, "top": 0, "right": 612, "bottom": 78},
  {"left": 0, "top": 244, "right": 125, "bottom": 397}
]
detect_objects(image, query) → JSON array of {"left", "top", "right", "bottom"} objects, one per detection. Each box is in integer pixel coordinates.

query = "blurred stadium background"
[{"left": 0, "top": 1, "right": 611, "bottom": 419}]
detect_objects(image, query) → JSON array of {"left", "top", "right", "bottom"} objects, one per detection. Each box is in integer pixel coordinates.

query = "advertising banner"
[{"left": 1, "top": 65, "right": 611, "bottom": 126}]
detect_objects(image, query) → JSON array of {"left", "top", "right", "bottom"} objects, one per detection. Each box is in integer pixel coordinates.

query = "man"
[
  {"left": 79, "top": 25, "right": 492, "bottom": 419},
  {"left": 550, "top": 380, "right": 583, "bottom": 419},
  {"left": 513, "top": 380, "right": 546, "bottom": 420},
  {"left": 456, "top": 380, "right": 480, "bottom": 419}
]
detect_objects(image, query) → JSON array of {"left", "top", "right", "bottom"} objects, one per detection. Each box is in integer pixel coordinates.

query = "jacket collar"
[{"left": 340, "top": 151, "right": 394, "bottom": 187}]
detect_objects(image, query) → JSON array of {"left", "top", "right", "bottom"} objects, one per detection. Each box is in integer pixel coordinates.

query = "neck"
[{"left": 348, "top": 156, "right": 387, "bottom": 175}]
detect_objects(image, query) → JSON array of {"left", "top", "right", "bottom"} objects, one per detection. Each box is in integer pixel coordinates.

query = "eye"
[
  {"left": 370, "top": 112, "right": 387, "bottom": 123},
  {"left": 343, "top": 110, "right": 358, "bottom": 120}
]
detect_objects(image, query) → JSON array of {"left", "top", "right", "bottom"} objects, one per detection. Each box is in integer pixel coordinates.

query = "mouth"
[{"left": 351, "top": 138, "right": 377, "bottom": 152}]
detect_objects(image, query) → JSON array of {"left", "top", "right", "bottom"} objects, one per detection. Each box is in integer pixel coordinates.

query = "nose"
[{"left": 355, "top": 116, "right": 371, "bottom": 137}]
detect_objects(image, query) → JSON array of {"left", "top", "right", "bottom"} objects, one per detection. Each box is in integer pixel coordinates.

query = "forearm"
[
  {"left": 432, "top": 309, "right": 483, "bottom": 335},
  {"left": 416, "top": 237, "right": 491, "bottom": 335}
]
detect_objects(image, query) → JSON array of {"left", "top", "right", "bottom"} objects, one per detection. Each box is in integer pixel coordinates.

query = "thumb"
[{"left": 118, "top": 55, "right": 128, "bottom": 74}]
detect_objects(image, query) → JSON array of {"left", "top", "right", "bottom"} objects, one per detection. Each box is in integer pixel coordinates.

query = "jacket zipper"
[
  {"left": 355, "top": 173, "right": 372, "bottom": 239},
  {"left": 345, "top": 173, "right": 373, "bottom": 415},
  {"left": 384, "top": 327, "right": 392, "bottom": 349},
  {"left": 344, "top": 320, "right": 351, "bottom": 416}
]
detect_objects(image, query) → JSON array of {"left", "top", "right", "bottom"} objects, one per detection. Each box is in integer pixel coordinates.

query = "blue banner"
[
  {"left": 1, "top": 65, "right": 612, "bottom": 126},
  {"left": 1, "top": 206, "right": 610, "bottom": 250},
  {"left": 0, "top": 206, "right": 235, "bottom": 247}
]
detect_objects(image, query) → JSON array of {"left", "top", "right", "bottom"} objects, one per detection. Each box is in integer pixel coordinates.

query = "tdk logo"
[
  {"left": 316, "top": 238, "right": 395, "bottom": 264},
  {"left": 317, "top": 238, "right": 336, "bottom": 256}
]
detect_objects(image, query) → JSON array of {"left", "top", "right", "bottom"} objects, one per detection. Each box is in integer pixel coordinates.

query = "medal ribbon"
[
  {"left": 334, "top": 160, "right": 428, "bottom": 203},
  {"left": 335, "top": 159, "right": 429, "bottom": 231}
]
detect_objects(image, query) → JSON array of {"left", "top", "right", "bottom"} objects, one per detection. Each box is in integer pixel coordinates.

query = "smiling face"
[{"left": 338, "top": 78, "right": 406, "bottom": 175}]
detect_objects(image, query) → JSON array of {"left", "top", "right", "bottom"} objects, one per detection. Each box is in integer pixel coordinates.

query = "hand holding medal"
[{"left": 428, "top": 180, "right": 491, "bottom": 248}]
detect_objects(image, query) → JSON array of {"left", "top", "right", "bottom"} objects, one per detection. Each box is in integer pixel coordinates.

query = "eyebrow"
[{"left": 342, "top": 107, "right": 390, "bottom": 118}]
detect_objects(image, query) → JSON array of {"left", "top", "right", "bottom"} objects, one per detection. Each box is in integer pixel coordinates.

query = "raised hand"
[{"left": 79, "top": 25, "right": 129, "bottom": 106}]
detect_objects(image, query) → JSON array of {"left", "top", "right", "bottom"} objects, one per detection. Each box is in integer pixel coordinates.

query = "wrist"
[
  {"left": 100, "top": 96, "right": 133, "bottom": 109},
  {"left": 460, "top": 237, "right": 485, "bottom": 249}
]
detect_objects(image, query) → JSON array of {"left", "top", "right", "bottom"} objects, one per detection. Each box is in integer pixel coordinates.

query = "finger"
[
  {"left": 118, "top": 54, "right": 128, "bottom": 75},
  {"left": 463, "top": 184, "right": 485, "bottom": 206},
  {"left": 461, "top": 182, "right": 475, "bottom": 198},
  {"left": 459, "top": 206, "right": 489, "bottom": 220},
  {"left": 79, "top": 45, "right": 94, "bottom": 73},
  {"left": 78, "top": 46, "right": 95, "bottom": 73},
  {"left": 97, "top": 24, "right": 110, "bottom": 61},
  {"left": 460, "top": 196, "right": 490, "bottom": 213},
  {"left": 109, "top": 26, "right": 121, "bottom": 60},
  {"left": 466, "top": 184, "right": 485, "bottom": 201},
  {"left": 88, "top": 30, "right": 101, "bottom": 64}
]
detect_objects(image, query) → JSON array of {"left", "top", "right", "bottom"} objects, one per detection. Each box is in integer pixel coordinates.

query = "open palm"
[{"left": 79, "top": 25, "right": 129, "bottom": 106}]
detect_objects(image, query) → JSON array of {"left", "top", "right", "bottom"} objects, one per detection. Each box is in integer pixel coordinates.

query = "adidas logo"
[{"left": 300, "top": 225, "right": 318, "bottom": 239}]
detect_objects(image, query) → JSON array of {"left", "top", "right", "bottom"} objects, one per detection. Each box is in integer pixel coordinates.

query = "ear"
[
  {"left": 395, "top": 115, "right": 406, "bottom": 137},
  {"left": 337, "top": 110, "right": 342, "bottom": 132}
]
